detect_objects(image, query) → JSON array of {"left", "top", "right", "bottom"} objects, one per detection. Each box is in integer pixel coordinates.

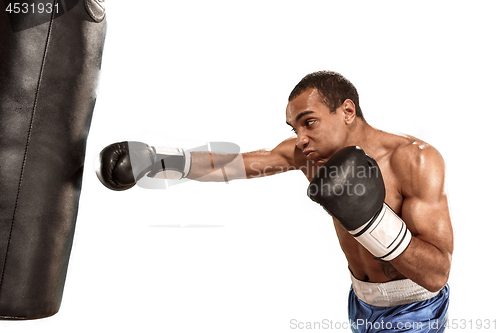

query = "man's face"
[{"left": 286, "top": 88, "right": 348, "bottom": 166}]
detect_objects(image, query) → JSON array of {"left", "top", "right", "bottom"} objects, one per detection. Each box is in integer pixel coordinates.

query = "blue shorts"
[{"left": 348, "top": 284, "right": 450, "bottom": 333}]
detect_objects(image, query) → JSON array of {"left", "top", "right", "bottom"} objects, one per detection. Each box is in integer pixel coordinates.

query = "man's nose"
[{"left": 296, "top": 132, "right": 309, "bottom": 150}]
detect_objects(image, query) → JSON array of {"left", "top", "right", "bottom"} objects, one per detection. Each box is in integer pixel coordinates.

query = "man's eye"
[{"left": 305, "top": 120, "right": 315, "bottom": 126}]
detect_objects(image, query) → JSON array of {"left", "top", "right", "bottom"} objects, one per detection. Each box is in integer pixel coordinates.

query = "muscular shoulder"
[{"left": 389, "top": 135, "right": 446, "bottom": 199}]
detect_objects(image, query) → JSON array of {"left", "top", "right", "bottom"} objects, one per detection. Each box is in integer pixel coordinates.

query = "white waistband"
[{"left": 350, "top": 273, "right": 439, "bottom": 307}]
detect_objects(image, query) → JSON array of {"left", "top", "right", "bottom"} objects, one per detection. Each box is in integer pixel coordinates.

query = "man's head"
[
  {"left": 289, "top": 71, "right": 364, "bottom": 120},
  {"left": 286, "top": 71, "right": 364, "bottom": 166}
]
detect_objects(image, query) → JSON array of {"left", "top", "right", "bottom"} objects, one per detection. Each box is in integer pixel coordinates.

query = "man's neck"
[{"left": 345, "top": 119, "right": 377, "bottom": 149}]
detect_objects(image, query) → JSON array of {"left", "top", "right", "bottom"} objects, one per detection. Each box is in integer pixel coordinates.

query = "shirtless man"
[{"left": 98, "top": 71, "right": 453, "bottom": 332}]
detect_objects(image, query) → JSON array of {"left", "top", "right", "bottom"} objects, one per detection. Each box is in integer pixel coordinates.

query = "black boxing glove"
[
  {"left": 97, "top": 141, "right": 191, "bottom": 191},
  {"left": 307, "top": 146, "right": 412, "bottom": 261}
]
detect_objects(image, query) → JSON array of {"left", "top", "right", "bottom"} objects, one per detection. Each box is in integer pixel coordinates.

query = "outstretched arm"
[
  {"left": 187, "top": 137, "right": 304, "bottom": 181},
  {"left": 97, "top": 138, "right": 306, "bottom": 190}
]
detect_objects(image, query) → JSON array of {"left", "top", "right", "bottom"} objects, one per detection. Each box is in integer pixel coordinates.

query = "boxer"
[{"left": 98, "top": 71, "right": 453, "bottom": 332}]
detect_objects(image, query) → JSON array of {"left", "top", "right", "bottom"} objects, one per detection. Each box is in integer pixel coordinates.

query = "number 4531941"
[{"left": 5, "top": 2, "right": 59, "bottom": 14}]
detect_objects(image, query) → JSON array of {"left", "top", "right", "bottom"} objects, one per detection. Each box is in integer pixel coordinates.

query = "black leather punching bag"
[{"left": 0, "top": 0, "right": 106, "bottom": 319}]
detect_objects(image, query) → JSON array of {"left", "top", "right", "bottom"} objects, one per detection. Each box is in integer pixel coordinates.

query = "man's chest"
[{"left": 379, "top": 163, "right": 405, "bottom": 215}]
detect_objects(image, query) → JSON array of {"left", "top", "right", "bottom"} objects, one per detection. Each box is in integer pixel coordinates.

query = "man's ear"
[{"left": 343, "top": 99, "right": 356, "bottom": 124}]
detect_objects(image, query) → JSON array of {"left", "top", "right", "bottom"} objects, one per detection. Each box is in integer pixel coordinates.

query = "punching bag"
[{"left": 0, "top": 0, "right": 106, "bottom": 319}]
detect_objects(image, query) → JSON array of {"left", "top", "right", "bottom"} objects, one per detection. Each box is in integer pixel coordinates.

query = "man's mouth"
[{"left": 303, "top": 150, "right": 315, "bottom": 159}]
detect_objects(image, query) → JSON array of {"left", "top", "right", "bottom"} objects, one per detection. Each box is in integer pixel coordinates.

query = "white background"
[{"left": 2, "top": 1, "right": 499, "bottom": 332}]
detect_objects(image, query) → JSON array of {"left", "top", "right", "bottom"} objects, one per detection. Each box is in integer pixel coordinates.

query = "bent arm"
[
  {"left": 187, "top": 137, "right": 303, "bottom": 182},
  {"left": 390, "top": 146, "right": 454, "bottom": 292}
]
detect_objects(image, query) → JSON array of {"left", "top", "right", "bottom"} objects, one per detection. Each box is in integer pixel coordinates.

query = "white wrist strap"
[
  {"left": 151, "top": 146, "right": 191, "bottom": 179},
  {"left": 349, "top": 203, "right": 412, "bottom": 261}
]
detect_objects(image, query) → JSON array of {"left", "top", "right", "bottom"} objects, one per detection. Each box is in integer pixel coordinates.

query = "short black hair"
[{"left": 289, "top": 71, "right": 364, "bottom": 120}]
